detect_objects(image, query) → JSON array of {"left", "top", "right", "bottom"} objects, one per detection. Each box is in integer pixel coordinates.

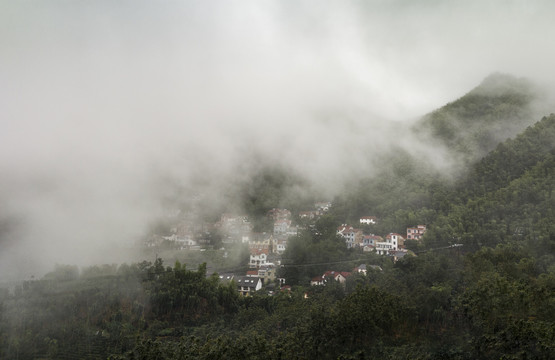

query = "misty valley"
[{"left": 1, "top": 73, "right": 554, "bottom": 359}]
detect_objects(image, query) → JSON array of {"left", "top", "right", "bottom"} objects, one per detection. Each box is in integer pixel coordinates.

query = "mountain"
[
  {"left": 416, "top": 73, "right": 540, "bottom": 164},
  {"left": 332, "top": 76, "right": 553, "bottom": 251},
  {"left": 2, "top": 75, "right": 555, "bottom": 360},
  {"left": 425, "top": 113, "right": 555, "bottom": 252}
]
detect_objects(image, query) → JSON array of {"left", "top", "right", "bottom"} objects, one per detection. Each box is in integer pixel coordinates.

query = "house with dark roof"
[
  {"left": 390, "top": 249, "right": 411, "bottom": 262},
  {"left": 353, "top": 264, "right": 367, "bottom": 275},
  {"left": 218, "top": 273, "right": 236, "bottom": 283},
  {"left": 236, "top": 276, "right": 262, "bottom": 296}
]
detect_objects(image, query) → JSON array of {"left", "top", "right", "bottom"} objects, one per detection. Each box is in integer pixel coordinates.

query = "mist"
[{"left": 1, "top": 0, "right": 555, "bottom": 280}]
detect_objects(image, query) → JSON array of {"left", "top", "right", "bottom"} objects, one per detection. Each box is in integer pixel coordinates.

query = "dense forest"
[{"left": 1, "top": 75, "right": 554, "bottom": 359}]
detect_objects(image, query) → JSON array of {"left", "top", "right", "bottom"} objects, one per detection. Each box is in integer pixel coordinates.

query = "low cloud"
[{"left": 1, "top": 0, "right": 554, "bottom": 279}]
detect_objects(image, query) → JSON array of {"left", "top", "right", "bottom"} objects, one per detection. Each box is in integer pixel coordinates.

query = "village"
[{"left": 144, "top": 202, "right": 427, "bottom": 296}]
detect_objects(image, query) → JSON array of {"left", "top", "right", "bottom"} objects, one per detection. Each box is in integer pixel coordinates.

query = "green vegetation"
[
  {"left": 3, "top": 241, "right": 553, "bottom": 359},
  {"left": 1, "top": 77, "right": 554, "bottom": 359},
  {"left": 279, "top": 215, "right": 387, "bottom": 285},
  {"left": 417, "top": 72, "right": 539, "bottom": 163}
]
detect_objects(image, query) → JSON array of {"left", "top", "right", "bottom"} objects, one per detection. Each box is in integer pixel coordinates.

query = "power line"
[
  {"left": 279, "top": 258, "right": 370, "bottom": 268},
  {"left": 414, "top": 244, "right": 463, "bottom": 254}
]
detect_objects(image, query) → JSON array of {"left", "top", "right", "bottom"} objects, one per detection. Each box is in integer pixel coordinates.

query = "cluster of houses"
[
  {"left": 223, "top": 264, "right": 386, "bottom": 296},
  {"left": 310, "top": 264, "right": 382, "bottom": 286},
  {"left": 144, "top": 202, "right": 427, "bottom": 296},
  {"left": 217, "top": 203, "right": 334, "bottom": 296},
  {"left": 336, "top": 218, "right": 427, "bottom": 262},
  {"left": 218, "top": 203, "right": 333, "bottom": 273}
]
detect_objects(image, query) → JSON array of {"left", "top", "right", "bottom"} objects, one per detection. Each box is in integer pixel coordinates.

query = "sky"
[{"left": 1, "top": 0, "right": 555, "bottom": 280}]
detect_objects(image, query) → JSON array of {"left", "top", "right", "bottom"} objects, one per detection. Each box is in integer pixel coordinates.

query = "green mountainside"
[
  {"left": 416, "top": 72, "right": 539, "bottom": 163},
  {"left": 426, "top": 114, "right": 555, "bottom": 252},
  {"left": 331, "top": 75, "right": 551, "bottom": 243},
  {"left": 1, "top": 77, "right": 554, "bottom": 359}
]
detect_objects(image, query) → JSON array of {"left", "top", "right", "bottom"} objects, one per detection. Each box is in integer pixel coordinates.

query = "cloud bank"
[{"left": 1, "top": 0, "right": 555, "bottom": 279}]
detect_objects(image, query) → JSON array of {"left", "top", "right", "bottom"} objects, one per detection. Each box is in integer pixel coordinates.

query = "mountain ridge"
[{"left": 415, "top": 72, "right": 540, "bottom": 164}]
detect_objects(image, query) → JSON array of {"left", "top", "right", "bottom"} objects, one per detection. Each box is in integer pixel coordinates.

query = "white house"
[
  {"left": 275, "top": 239, "right": 287, "bottom": 255},
  {"left": 337, "top": 225, "right": 363, "bottom": 248},
  {"left": 375, "top": 233, "right": 404, "bottom": 255},
  {"left": 310, "top": 276, "right": 324, "bottom": 286},
  {"left": 249, "top": 250, "right": 268, "bottom": 268},
  {"left": 359, "top": 216, "right": 377, "bottom": 225},
  {"left": 322, "top": 271, "right": 351, "bottom": 285}
]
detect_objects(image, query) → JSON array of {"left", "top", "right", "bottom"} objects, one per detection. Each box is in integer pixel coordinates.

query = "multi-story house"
[
  {"left": 362, "top": 234, "right": 382, "bottom": 247},
  {"left": 407, "top": 225, "right": 427, "bottom": 240},
  {"left": 236, "top": 276, "right": 262, "bottom": 296},
  {"left": 249, "top": 249, "right": 269, "bottom": 268},
  {"left": 337, "top": 225, "right": 363, "bottom": 248},
  {"left": 274, "top": 239, "right": 287, "bottom": 254},
  {"left": 258, "top": 265, "right": 277, "bottom": 284},
  {"left": 375, "top": 233, "right": 404, "bottom": 255}
]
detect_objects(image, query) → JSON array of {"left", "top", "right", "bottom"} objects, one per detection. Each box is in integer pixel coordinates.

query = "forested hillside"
[
  {"left": 1, "top": 83, "right": 554, "bottom": 359},
  {"left": 426, "top": 114, "right": 555, "bottom": 253},
  {"left": 331, "top": 74, "right": 551, "bottom": 239},
  {"left": 416, "top": 73, "right": 540, "bottom": 163}
]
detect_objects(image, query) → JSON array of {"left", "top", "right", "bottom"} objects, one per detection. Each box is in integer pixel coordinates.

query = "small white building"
[
  {"left": 359, "top": 216, "right": 377, "bottom": 225},
  {"left": 315, "top": 202, "right": 332, "bottom": 212},
  {"left": 275, "top": 240, "right": 287, "bottom": 255}
]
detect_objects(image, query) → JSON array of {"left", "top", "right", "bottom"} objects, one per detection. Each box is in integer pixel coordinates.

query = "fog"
[{"left": 1, "top": 0, "right": 555, "bottom": 280}]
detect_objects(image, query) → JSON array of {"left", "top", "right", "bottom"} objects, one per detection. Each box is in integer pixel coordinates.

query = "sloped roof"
[
  {"left": 236, "top": 276, "right": 261, "bottom": 287},
  {"left": 386, "top": 233, "right": 405, "bottom": 239},
  {"left": 218, "top": 273, "right": 236, "bottom": 283},
  {"left": 250, "top": 248, "right": 269, "bottom": 256}
]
